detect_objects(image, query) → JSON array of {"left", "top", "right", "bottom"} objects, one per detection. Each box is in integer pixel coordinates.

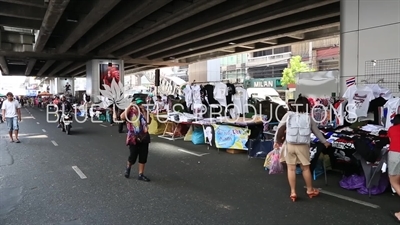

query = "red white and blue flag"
[{"left": 346, "top": 77, "right": 356, "bottom": 87}]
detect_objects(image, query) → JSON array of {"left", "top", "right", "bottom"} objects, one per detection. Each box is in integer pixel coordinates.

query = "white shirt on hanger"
[
  {"left": 232, "top": 87, "right": 249, "bottom": 116},
  {"left": 366, "top": 84, "right": 392, "bottom": 100},
  {"left": 384, "top": 97, "right": 400, "bottom": 129},
  {"left": 183, "top": 85, "right": 193, "bottom": 107},
  {"left": 192, "top": 85, "right": 202, "bottom": 105},
  {"left": 343, "top": 85, "right": 374, "bottom": 118},
  {"left": 214, "top": 82, "right": 228, "bottom": 107}
]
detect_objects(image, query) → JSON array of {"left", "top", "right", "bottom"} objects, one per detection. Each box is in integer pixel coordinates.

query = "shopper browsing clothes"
[
  {"left": 121, "top": 99, "right": 151, "bottom": 181},
  {"left": 274, "top": 94, "right": 330, "bottom": 202},
  {"left": 1, "top": 92, "right": 22, "bottom": 143},
  {"left": 388, "top": 114, "right": 400, "bottom": 222}
]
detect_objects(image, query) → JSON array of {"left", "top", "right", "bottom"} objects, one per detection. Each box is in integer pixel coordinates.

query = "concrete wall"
[
  {"left": 188, "top": 59, "right": 221, "bottom": 83},
  {"left": 188, "top": 60, "right": 207, "bottom": 82},
  {"left": 340, "top": 0, "right": 400, "bottom": 95},
  {"left": 206, "top": 59, "right": 221, "bottom": 82}
]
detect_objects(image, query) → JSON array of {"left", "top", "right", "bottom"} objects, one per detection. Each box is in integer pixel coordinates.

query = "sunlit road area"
[{"left": 0, "top": 107, "right": 398, "bottom": 225}]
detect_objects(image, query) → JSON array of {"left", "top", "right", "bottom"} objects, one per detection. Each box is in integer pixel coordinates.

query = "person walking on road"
[
  {"left": 274, "top": 94, "right": 330, "bottom": 202},
  {"left": 120, "top": 99, "right": 151, "bottom": 181},
  {"left": 387, "top": 114, "right": 400, "bottom": 222},
  {"left": 1, "top": 92, "right": 22, "bottom": 143}
]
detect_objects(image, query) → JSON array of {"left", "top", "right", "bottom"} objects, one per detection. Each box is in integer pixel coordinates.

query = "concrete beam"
[
  {"left": 77, "top": 0, "right": 172, "bottom": 54},
  {"left": 124, "top": 58, "right": 187, "bottom": 67},
  {"left": 57, "top": 0, "right": 121, "bottom": 53},
  {"left": 125, "top": 65, "right": 157, "bottom": 74},
  {"left": 0, "top": 16, "right": 42, "bottom": 29},
  {"left": 0, "top": 2, "right": 46, "bottom": 20},
  {"left": 260, "top": 39, "right": 278, "bottom": 45},
  {"left": 173, "top": 19, "right": 340, "bottom": 60},
  {"left": 134, "top": 0, "right": 337, "bottom": 59},
  {"left": 98, "top": 0, "right": 226, "bottom": 54},
  {"left": 238, "top": 44, "right": 255, "bottom": 49},
  {"left": 37, "top": 60, "right": 55, "bottom": 76},
  {"left": 182, "top": 27, "right": 340, "bottom": 64},
  {"left": 288, "top": 34, "right": 305, "bottom": 39},
  {"left": 114, "top": 0, "right": 284, "bottom": 57},
  {"left": 0, "top": 50, "right": 104, "bottom": 61},
  {"left": 0, "top": 0, "right": 46, "bottom": 8},
  {"left": 220, "top": 49, "right": 236, "bottom": 53},
  {"left": 25, "top": 59, "right": 36, "bottom": 75},
  {"left": 49, "top": 61, "right": 72, "bottom": 76},
  {"left": 60, "top": 62, "right": 86, "bottom": 76},
  {"left": 34, "top": 0, "right": 70, "bottom": 52},
  {"left": 150, "top": 6, "right": 340, "bottom": 60},
  {"left": 0, "top": 56, "right": 9, "bottom": 74},
  {"left": 71, "top": 69, "right": 86, "bottom": 77}
]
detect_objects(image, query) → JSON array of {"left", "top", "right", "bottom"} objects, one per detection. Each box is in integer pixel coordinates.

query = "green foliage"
[{"left": 281, "top": 56, "right": 314, "bottom": 85}]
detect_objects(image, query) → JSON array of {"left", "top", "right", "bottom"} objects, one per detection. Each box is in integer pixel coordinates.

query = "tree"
[{"left": 280, "top": 55, "right": 313, "bottom": 85}]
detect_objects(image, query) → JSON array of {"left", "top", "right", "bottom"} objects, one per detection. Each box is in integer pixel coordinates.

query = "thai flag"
[{"left": 346, "top": 77, "right": 356, "bottom": 87}]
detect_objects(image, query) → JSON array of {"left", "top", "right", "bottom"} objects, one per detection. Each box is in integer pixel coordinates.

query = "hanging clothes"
[
  {"left": 384, "top": 97, "right": 400, "bottom": 129},
  {"left": 232, "top": 87, "right": 249, "bottom": 117},
  {"left": 203, "top": 84, "right": 219, "bottom": 104},
  {"left": 226, "top": 83, "right": 236, "bottom": 109},
  {"left": 343, "top": 85, "right": 375, "bottom": 119},
  {"left": 214, "top": 82, "right": 228, "bottom": 107},
  {"left": 366, "top": 84, "right": 392, "bottom": 100},
  {"left": 183, "top": 85, "right": 193, "bottom": 108}
]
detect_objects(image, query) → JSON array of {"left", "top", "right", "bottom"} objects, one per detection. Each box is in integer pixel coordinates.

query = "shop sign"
[{"left": 254, "top": 80, "right": 273, "bottom": 87}]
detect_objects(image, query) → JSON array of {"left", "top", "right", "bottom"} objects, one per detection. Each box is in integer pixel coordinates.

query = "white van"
[{"left": 247, "top": 88, "right": 287, "bottom": 107}]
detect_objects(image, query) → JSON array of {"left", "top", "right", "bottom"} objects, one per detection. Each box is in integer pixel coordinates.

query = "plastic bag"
[{"left": 269, "top": 149, "right": 284, "bottom": 174}]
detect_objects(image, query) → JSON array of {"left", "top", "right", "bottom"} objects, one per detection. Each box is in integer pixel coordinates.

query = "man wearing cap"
[
  {"left": 1, "top": 92, "right": 22, "bottom": 143},
  {"left": 120, "top": 98, "right": 151, "bottom": 181}
]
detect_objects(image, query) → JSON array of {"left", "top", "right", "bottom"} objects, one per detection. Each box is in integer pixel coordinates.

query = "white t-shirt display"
[
  {"left": 343, "top": 85, "right": 374, "bottom": 118},
  {"left": 191, "top": 85, "right": 202, "bottom": 105},
  {"left": 183, "top": 85, "right": 193, "bottom": 107},
  {"left": 1, "top": 100, "right": 21, "bottom": 118},
  {"left": 366, "top": 84, "right": 392, "bottom": 100},
  {"left": 384, "top": 97, "right": 400, "bottom": 129},
  {"left": 213, "top": 82, "right": 228, "bottom": 107},
  {"left": 232, "top": 87, "right": 249, "bottom": 116}
]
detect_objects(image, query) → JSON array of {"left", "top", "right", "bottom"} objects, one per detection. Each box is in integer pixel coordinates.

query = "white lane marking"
[
  {"left": 39, "top": 109, "right": 43, "bottom": 112},
  {"left": 308, "top": 187, "right": 380, "bottom": 209},
  {"left": 72, "top": 166, "right": 87, "bottom": 179},
  {"left": 42, "top": 129, "right": 46, "bottom": 133},
  {"left": 36, "top": 122, "right": 40, "bottom": 124},
  {"left": 178, "top": 149, "right": 210, "bottom": 157},
  {"left": 32, "top": 117, "right": 35, "bottom": 119},
  {"left": 99, "top": 124, "right": 108, "bottom": 127},
  {"left": 51, "top": 140, "right": 58, "bottom": 146}
]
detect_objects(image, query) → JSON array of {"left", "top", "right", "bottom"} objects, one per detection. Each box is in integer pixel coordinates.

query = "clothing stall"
[{"left": 301, "top": 80, "right": 399, "bottom": 195}]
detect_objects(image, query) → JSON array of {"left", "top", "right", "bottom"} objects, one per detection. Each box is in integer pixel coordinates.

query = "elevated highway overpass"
[{"left": 0, "top": 0, "right": 339, "bottom": 78}]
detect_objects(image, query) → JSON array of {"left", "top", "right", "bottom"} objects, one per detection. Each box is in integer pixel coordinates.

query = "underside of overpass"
[{"left": 0, "top": 0, "right": 340, "bottom": 78}]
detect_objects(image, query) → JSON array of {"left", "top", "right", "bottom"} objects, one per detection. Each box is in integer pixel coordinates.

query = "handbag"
[{"left": 136, "top": 132, "right": 151, "bottom": 143}]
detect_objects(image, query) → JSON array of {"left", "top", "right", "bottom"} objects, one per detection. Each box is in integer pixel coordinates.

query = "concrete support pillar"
[
  {"left": 340, "top": 0, "right": 400, "bottom": 95},
  {"left": 135, "top": 74, "right": 142, "bottom": 86},
  {"left": 86, "top": 59, "right": 124, "bottom": 102}
]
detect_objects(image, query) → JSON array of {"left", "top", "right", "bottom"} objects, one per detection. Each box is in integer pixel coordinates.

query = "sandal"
[
  {"left": 307, "top": 188, "right": 320, "bottom": 198},
  {"left": 390, "top": 210, "right": 400, "bottom": 223},
  {"left": 15, "top": 139, "right": 20, "bottom": 143},
  {"left": 290, "top": 193, "right": 297, "bottom": 202}
]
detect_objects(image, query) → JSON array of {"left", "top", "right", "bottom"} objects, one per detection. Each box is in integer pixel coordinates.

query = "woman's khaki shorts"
[{"left": 285, "top": 143, "right": 310, "bottom": 166}]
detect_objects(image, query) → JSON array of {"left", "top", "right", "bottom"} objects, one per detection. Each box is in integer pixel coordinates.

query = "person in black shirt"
[{"left": 57, "top": 96, "right": 73, "bottom": 128}]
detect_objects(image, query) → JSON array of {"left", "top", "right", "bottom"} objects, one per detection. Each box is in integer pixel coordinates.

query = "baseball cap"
[{"left": 135, "top": 99, "right": 144, "bottom": 105}]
